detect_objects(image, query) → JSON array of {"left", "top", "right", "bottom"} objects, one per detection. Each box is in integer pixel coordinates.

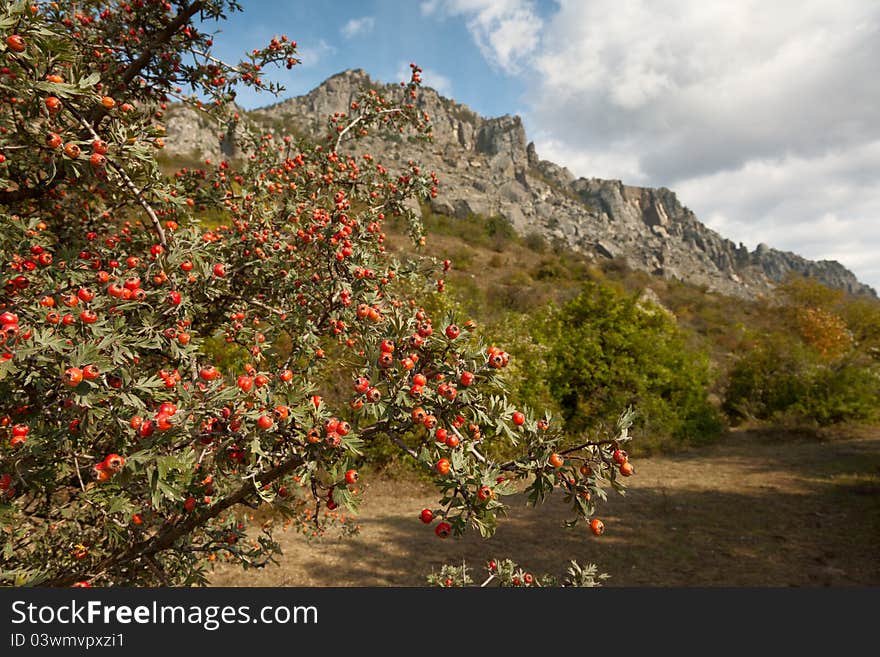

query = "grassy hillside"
[
  {"left": 382, "top": 205, "right": 880, "bottom": 452},
  {"left": 161, "top": 144, "right": 879, "bottom": 454}
]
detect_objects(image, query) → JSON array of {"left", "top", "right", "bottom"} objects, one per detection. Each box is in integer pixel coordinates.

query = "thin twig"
[
  {"left": 238, "top": 296, "right": 285, "bottom": 316},
  {"left": 334, "top": 108, "right": 402, "bottom": 151},
  {"left": 559, "top": 438, "right": 618, "bottom": 456},
  {"left": 70, "top": 109, "right": 167, "bottom": 246},
  {"left": 390, "top": 435, "right": 419, "bottom": 460},
  {"left": 145, "top": 555, "right": 171, "bottom": 586},
  {"left": 72, "top": 455, "right": 86, "bottom": 492}
]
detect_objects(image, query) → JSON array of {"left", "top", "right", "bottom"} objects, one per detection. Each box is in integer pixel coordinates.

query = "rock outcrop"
[{"left": 163, "top": 69, "right": 876, "bottom": 300}]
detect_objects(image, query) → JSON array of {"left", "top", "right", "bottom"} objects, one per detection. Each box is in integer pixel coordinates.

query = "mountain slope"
[{"left": 163, "top": 69, "right": 876, "bottom": 300}]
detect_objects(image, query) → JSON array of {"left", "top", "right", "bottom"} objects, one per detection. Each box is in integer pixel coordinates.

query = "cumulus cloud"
[
  {"left": 421, "top": 0, "right": 542, "bottom": 74},
  {"left": 431, "top": 0, "right": 880, "bottom": 288},
  {"left": 676, "top": 140, "right": 880, "bottom": 291},
  {"left": 340, "top": 16, "right": 375, "bottom": 39},
  {"left": 296, "top": 39, "right": 336, "bottom": 68},
  {"left": 529, "top": 0, "right": 880, "bottom": 180}
]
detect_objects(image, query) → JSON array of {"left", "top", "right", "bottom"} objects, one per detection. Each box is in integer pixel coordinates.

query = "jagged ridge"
[{"left": 163, "top": 69, "right": 876, "bottom": 300}]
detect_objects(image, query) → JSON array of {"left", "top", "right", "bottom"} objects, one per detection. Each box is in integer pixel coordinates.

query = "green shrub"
[
  {"left": 506, "top": 282, "right": 723, "bottom": 452},
  {"left": 724, "top": 278, "right": 880, "bottom": 427},
  {"left": 724, "top": 334, "right": 880, "bottom": 426}
]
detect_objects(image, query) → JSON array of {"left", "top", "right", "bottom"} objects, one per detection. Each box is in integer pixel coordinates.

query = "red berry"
[
  {"left": 158, "top": 402, "right": 177, "bottom": 416},
  {"left": 345, "top": 469, "right": 358, "bottom": 485},
  {"left": 212, "top": 263, "right": 226, "bottom": 277},
  {"left": 460, "top": 371, "right": 474, "bottom": 386},
  {"left": 199, "top": 365, "right": 220, "bottom": 381},
  {"left": 138, "top": 420, "right": 155, "bottom": 439},
  {"left": 444, "top": 324, "right": 460, "bottom": 339},
  {"left": 419, "top": 508, "right": 433, "bottom": 524},
  {"left": 257, "top": 415, "right": 273, "bottom": 430},
  {"left": 6, "top": 35, "right": 26, "bottom": 53},
  {"left": 435, "top": 521, "right": 452, "bottom": 538},
  {"left": 512, "top": 411, "right": 525, "bottom": 426},
  {"left": 103, "top": 453, "right": 125, "bottom": 472},
  {"left": 435, "top": 458, "right": 450, "bottom": 475},
  {"left": 63, "top": 367, "right": 84, "bottom": 386}
]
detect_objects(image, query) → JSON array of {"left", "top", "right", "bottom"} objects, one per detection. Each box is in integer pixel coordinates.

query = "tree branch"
[
  {"left": 44, "top": 451, "right": 304, "bottom": 587},
  {"left": 69, "top": 108, "right": 167, "bottom": 246},
  {"left": 86, "top": 1, "right": 206, "bottom": 126}
]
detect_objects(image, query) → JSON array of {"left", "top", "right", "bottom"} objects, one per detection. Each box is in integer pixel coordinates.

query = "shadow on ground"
[{"left": 210, "top": 429, "right": 880, "bottom": 587}]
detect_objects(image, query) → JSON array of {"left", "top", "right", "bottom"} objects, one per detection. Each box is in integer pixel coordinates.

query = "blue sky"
[
  {"left": 205, "top": 0, "right": 533, "bottom": 118},
  {"left": 202, "top": 1, "right": 880, "bottom": 293}
]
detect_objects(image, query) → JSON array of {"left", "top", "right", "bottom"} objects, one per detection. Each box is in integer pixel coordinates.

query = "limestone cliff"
[{"left": 163, "top": 69, "right": 875, "bottom": 299}]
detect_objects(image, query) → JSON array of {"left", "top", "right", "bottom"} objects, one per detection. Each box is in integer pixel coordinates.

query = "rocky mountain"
[{"left": 163, "top": 69, "right": 876, "bottom": 300}]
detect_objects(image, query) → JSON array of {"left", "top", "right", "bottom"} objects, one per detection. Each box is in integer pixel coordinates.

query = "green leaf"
[{"left": 78, "top": 72, "right": 101, "bottom": 89}]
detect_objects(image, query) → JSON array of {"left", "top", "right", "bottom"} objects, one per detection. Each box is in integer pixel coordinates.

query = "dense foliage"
[
  {"left": 508, "top": 283, "right": 723, "bottom": 451},
  {"left": 0, "top": 0, "right": 635, "bottom": 586},
  {"left": 404, "top": 211, "right": 879, "bottom": 443},
  {"left": 724, "top": 279, "right": 880, "bottom": 426}
]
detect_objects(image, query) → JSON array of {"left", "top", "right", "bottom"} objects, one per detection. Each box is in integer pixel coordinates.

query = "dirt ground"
[{"left": 209, "top": 427, "right": 880, "bottom": 587}]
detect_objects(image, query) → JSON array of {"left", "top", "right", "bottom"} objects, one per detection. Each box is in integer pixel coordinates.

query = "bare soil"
[{"left": 210, "top": 427, "right": 880, "bottom": 587}]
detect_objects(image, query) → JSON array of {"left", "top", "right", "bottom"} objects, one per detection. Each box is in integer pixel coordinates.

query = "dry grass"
[{"left": 209, "top": 427, "right": 880, "bottom": 587}]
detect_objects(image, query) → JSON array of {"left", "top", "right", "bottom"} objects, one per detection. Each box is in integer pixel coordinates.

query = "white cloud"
[
  {"left": 676, "top": 141, "right": 880, "bottom": 291},
  {"left": 296, "top": 39, "right": 336, "bottom": 68},
  {"left": 532, "top": 134, "right": 645, "bottom": 184},
  {"left": 341, "top": 16, "right": 375, "bottom": 39},
  {"left": 421, "top": 0, "right": 542, "bottom": 74},
  {"left": 424, "top": 0, "right": 880, "bottom": 289},
  {"left": 522, "top": 0, "right": 880, "bottom": 291}
]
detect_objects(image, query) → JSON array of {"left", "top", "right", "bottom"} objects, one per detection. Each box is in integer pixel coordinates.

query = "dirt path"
[{"left": 210, "top": 428, "right": 880, "bottom": 587}]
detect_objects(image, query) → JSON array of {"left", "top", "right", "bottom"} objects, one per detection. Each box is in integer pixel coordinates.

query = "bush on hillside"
[
  {"left": 724, "top": 278, "right": 880, "bottom": 427},
  {"left": 505, "top": 283, "right": 723, "bottom": 452}
]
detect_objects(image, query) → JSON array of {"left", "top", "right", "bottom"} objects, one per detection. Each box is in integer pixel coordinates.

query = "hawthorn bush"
[{"left": 0, "top": 0, "right": 636, "bottom": 587}]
